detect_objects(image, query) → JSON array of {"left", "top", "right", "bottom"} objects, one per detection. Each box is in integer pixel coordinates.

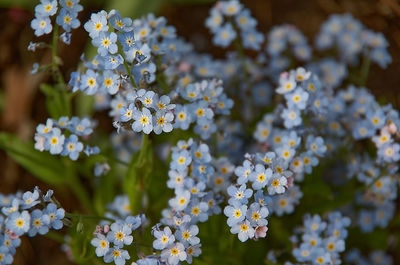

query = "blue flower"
[
  {"left": 118, "top": 31, "right": 137, "bottom": 51},
  {"left": 94, "top": 162, "right": 111, "bottom": 177},
  {"left": 0, "top": 247, "right": 13, "bottom": 265},
  {"left": 56, "top": 8, "right": 80, "bottom": 32},
  {"left": 378, "top": 143, "right": 400, "bottom": 162},
  {"left": 169, "top": 189, "right": 191, "bottom": 211},
  {"left": 304, "top": 214, "right": 327, "bottom": 234},
  {"left": 139, "top": 90, "right": 156, "bottom": 109},
  {"left": 28, "top": 209, "right": 50, "bottom": 236},
  {"left": 61, "top": 134, "right": 84, "bottom": 160},
  {"left": 5, "top": 211, "right": 31, "bottom": 236},
  {"left": 152, "top": 226, "right": 175, "bottom": 250},
  {"left": 227, "top": 184, "right": 253, "bottom": 205},
  {"left": 370, "top": 48, "right": 392, "bottom": 68},
  {"left": 60, "top": 0, "right": 83, "bottom": 13},
  {"left": 185, "top": 199, "right": 209, "bottom": 223},
  {"left": 84, "top": 11, "right": 109, "bottom": 39},
  {"left": 173, "top": 105, "right": 192, "bottom": 130},
  {"left": 131, "top": 62, "right": 156, "bottom": 85},
  {"left": 132, "top": 108, "right": 153, "bottom": 134},
  {"left": 285, "top": 88, "right": 309, "bottom": 110},
  {"left": 0, "top": 234, "right": 21, "bottom": 255},
  {"left": 249, "top": 164, "right": 272, "bottom": 190},
  {"left": 235, "top": 9, "right": 256, "bottom": 30},
  {"left": 101, "top": 70, "right": 120, "bottom": 95},
  {"left": 276, "top": 75, "right": 296, "bottom": 94},
  {"left": 281, "top": 108, "right": 302, "bottom": 128},
  {"left": 306, "top": 135, "right": 327, "bottom": 157},
  {"left": 230, "top": 220, "right": 254, "bottom": 242},
  {"left": 224, "top": 201, "right": 247, "bottom": 227},
  {"left": 80, "top": 69, "right": 100, "bottom": 95},
  {"left": 69, "top": 117, "right": 93, "bottom": 136},
  {"left": 247, "top": 202, "right": 268, "bottom": 227},
  {"left": 21, "top": 190, "right": 40, "bottom": 210},
  {"left": 267, "top": 174, "right": 287, "bottom": 195},
  {"left": 35, "top": 0, "right": 58, "bottom": 17},
  {"left": 44, "top": 203, "right": 65, "bottom": 230},
  {"left": 109, "top": 11, "right": 132, "bottom": 32},
  {"left": 160, "top": 243, "right": 187, "bottom": 265},
  {"left": 107, "top": 223, "right": 133, "bottom": 247},
  {"left": 213, "top": 23, "right": 236, "bottom": 48},
  {"left": 45, "top": 128, "right": 65, "bottom": 154},
  {"left": 136, "top": 257, "right": 160, "bottom": 265},
  {"left": 190, "top": 101, "right": 214, "bottom": 126},
  {"left": 153, "top": 111, "right": 174, "bottom": 134},
  {"left": 191, "top": 143, "right": 211, "bottom": 164},
  {"left": 103, "top": 246, "right": 130, "bottom": 265},
  {"left": 119, "top": 103, "right": 136, "bottom": 122},
  {"left": 215, "top": 94, "right": 234, "bottom": 115},
  {"left": 220, "top": 0, "right": 242, "bottom": 16},
  {"left": 241, "top": 30, "right": 264, "bottom": 50},
  {"left": 92, "top": 32, "right": 118, "bottom": 56},
  {"left": 31, "top": 16, "right": 53, "bottom": 36},
  {"left": 205, "top": 9, "right": 223, "bottom": 32},
  {"left": 171, "top": 150, "right": 192, "bottom": 172},
  {"left": 235, "top": 160, "right": 254, "bottom": 185},
  {"left": 175, "top": 224, "right": 200, "bottom": 247},
  {"left": 104, "top": 54, "right": 124, "bottom": 70},
  {"left": 91, "top": 234, "right": 110, "bottom": 257}
]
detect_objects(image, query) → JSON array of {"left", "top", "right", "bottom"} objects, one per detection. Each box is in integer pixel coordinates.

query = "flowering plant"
[{"left": 0, "top": 0, "right": 399, "bottom": 264}]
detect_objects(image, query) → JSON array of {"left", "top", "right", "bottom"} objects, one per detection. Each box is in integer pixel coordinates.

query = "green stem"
[
  {"left": 117, "top": 43, "right": 136, "bottom": 88},
  {"left": 360, "top": 55, "right": 371, "bottom": 86},
  {"left": 51, "top": 24, "right": 65, "bottom": 85},
  {"left": 65, "top": 212, "right": 114, "bottom": 222},
  {"left": 45, "top": 230, "right": 65, "bottom": 244},
  {"left": 68, "top": 172, "right": 93, "bottom": 214}
]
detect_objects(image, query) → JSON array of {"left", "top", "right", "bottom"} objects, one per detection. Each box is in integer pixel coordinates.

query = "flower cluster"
[
  {"left": 174, "top": 79, "right": 234, "bottom": 139},
  {"left": 115, "top": 89, "right": 176, "bottom": 135},
  {"left": 345, "top": 249, "right": 393, "bottom": 265},
  {"left": 151, "top": 139, "right": 233, "bottom": 264},
  {"left": 90, "top": 195, "right": 146, "bottom": 265},
  {"left": 289, "top": 212, "right": 351, "bottom": 265},
  {"left": 34, "top": 117, "right": 99, "bottom": 160},
  {"left": 91, "top": 215, "right": 145, "bottom": 265},
  {"left": 0, "top": 187, "right": 65, "bottom": 265},
  {"left": 205, "top": 0, "right": 264, "bottom": 50},
  {"left": 266, "top": 25, "right": 312, "bottom": 73},
  {"left": 31, "top": 0, "right": 82, "bottom": 43},
  {"left": 316, "top": 14, "right": 392, "bottom": 68},
  {"left": 21, "top": 0, "right": 400, "bottom": 263}
]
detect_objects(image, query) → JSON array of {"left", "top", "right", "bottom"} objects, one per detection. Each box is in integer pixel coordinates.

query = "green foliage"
[
  {"left": 40, "top": 83, "right": 73, "bottom": 119},
  {"left": 0, "top": 132, "right": 68, "bottom": 184}
]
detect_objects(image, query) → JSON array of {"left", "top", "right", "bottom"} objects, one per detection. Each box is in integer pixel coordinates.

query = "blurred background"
[{"left": 0, "top": 0, "right": 399, "bottom": 264}]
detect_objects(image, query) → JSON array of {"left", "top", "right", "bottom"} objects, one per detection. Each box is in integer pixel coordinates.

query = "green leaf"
[
  {"left": 124, "top": 134, "right": 151, "bottom": 214},
  {"left": 0, "top": 132, "right": 68, "bottom": 184},
  {"left": 40, "top": 84, "right": 72, "bottom": 119}
]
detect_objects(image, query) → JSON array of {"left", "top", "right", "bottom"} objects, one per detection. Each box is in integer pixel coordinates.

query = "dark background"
[{"left": 0, "top": 0, "right": 399, "bottom": 264}]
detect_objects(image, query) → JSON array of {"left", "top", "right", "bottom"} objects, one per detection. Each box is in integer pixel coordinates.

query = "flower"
[
  {"left": 107, "top": 223, "right": 133, "bottom": 247},
  {"left": 44, "top": 203, "right": 65, "bottom": 230},
  {"left": 132, "top": 108, "right": 153, "bottom": 134},
  {"left": 160, "top": 243, "right": 187, "bottom": 265},
  {"left": 91, "top": 234, "right": 110, "bottom": 257},
  {"left": 152, "top": 226, "right": 175, "bottom": 250},
  {"left": 5, "top": 211, "right": 31, "bottom": 236}
]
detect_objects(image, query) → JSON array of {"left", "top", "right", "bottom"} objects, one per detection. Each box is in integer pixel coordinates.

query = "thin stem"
[
  {"left": 68, "top": 171, "right": 93, "bottom": 214},
  {"left": 117, "top": 43, "right": 136, "bottom": 88},
  {"left": 65, "top": 212, "right": 115, "bottom": 223},
  {"left": 51, "top": 24, "right": 65, "bottom": 85},
  {"left": 45, "top": 230, "right": 65, "bottom": 244},
  {"left": 360, "top": 55, "right": 371, "bottom": 86}
]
